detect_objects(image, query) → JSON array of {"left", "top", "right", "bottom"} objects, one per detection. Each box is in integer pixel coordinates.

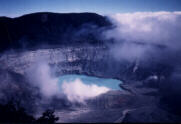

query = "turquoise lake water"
[{"left": 58, "top": 74, "right": 122, "bottom": 90}]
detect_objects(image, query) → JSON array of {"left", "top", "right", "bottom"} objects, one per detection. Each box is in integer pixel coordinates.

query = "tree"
[{"left": 37, "top": 109, "right": 59, "bottom": 123}]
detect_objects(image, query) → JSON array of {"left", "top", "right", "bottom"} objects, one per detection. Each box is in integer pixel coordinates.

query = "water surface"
[{"left": 58, "top": 74, "right": 122, "bottom": 90}]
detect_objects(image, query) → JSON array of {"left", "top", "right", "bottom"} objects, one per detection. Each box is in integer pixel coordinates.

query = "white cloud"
[
  {"left": 26, "top": 58, "right": 110, "bottom": 103},
  {"left": 104, "top": 11, "right": 181, "bottom": 61},
  {"left": 61, "top": 79, "right": 110, "bottom": 103},
  {"left": 105, "top": 11, "right": 181, "bottom": 46},
  {"left": 26, "top": 60, "right": 59, "bottom": 98}
]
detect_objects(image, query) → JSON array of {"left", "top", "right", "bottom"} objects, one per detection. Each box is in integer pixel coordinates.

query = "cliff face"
[
  {"left": 0, "top": 45, "right": 134, "bottom": 80},
  {"left": 0, "top": 45, "right": 172, "bottom": 83}
]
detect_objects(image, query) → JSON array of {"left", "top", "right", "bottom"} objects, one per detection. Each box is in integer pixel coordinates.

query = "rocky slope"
[{"left": 0, "top": 45, "right": 134, "bottom": 79}]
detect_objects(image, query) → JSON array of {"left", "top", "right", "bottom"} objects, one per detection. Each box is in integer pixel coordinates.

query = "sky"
[{"left": 0, "top": 0, "right": 181, "bottom": 17}]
